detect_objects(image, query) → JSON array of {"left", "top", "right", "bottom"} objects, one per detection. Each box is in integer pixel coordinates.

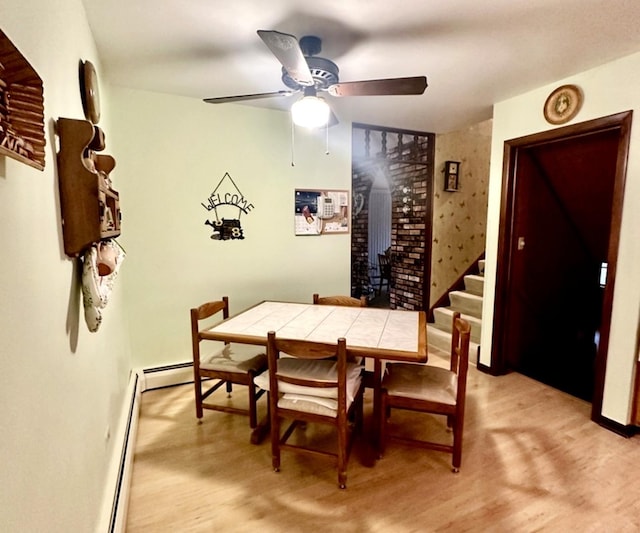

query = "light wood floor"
[{"left": 127, "top": 351, "right": 640, "bottom": 532}]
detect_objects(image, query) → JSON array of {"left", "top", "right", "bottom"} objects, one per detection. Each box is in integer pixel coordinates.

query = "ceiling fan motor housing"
[
  {"left": 281, "top": 36, "right": 339, "bottom": 91},
  {"left": 299, "top": 36, "right": 322, "bottom": 56},
  {"left": 282, "top": 56, "right": 339, "bottom": 90}
]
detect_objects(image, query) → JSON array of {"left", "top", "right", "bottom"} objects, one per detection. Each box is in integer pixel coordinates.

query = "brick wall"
[
  {"left": 352, "top": 126, "right": 434, "bottom": 309},
  {"left": 351, "top": 164, "right": 375, "bottom": 297}
]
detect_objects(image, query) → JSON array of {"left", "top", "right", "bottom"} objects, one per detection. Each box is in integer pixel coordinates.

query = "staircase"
[{"left": 427, "top": 259, "right": 485, "bottom": 361}]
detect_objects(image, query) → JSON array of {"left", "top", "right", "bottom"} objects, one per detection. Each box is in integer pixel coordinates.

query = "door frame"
[{"left": 491, "top": 110, "right": 632, "bottom": 424}]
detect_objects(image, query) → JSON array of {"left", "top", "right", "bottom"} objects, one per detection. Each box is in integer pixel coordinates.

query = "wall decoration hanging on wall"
[
  {"left": 294, "top": 188, "right": 349, "bottom": 236},
  {"left": 443, "top": 160, "right": 460, "bottom": 191},
  {"left": 543, "top": 84, "right": 583, "bottom": 125},
  {"left": 0, "top": 29, "right": 46, "bottom": 170},
  {"left": 79, "top": 60, "right": 101, "bottom": 124},
  {"left": 56, "top": 117, "right": 121, "bottom": 256},
  {"left": 81, "top": 239, "right": 125, "bottom": 332},
  {"left": 201, "top": 172, "right": 254, "bottom": 240}
]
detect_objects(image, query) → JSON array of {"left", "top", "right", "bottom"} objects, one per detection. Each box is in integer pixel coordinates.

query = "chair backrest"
[
  {"left": 450, "top": 312, "right": 471, "bottom": 406},
  {"left": 267, "top": 331, "right": 348, "bottom": 416},
  {"left": 313, "top": 293, "right": 367, "bottom": 307},
  {"left": 378, "top": 253, "right": 391, "bottom": 275},
  {"left": 190, "top": 297, "right": 230, "bottom": 360}
]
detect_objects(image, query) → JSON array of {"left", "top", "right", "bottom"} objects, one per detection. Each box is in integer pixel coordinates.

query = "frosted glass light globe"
[{"left": 291, "top": 96, "right": 330, "bottom": 128}]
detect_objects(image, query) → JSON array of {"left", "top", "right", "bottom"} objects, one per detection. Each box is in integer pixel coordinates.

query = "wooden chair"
[
  {"left": 190, "top": 297, "right": 267, "bottom": 428},
  {"left": 313, "top": 293, "right": 367, "bottom": 307},
  {"left": 379, "top": 312, "right": 471, "bottom": 472},
  {"left": 266, "top": 331, "right": 365, "bottom": 489},
  {"left": 313, "top": 293, "right": 367, "bottom": 364},
  {"left": 377, "top": 253, "right": 391, "bottom": 294}
]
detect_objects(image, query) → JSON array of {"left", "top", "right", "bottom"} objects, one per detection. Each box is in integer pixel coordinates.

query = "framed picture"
[
  {"left": 294, "top": 189, "right": 350, "bottom": 236},
  {"left": 444, "top": 160, "right": 460, "bottom": 191}
]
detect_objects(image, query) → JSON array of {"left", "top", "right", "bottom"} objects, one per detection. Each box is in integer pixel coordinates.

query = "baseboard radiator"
[
  {"left": 96, "top": 363, "right": 194, "bottom": 532},
  {"left": 96, "top": 369, "right": 143, "bottom": 532}
]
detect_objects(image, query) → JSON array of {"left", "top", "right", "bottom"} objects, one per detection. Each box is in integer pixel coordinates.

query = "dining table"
[{"left": 201, "top": 300, "right": 427, "bottom": 446}]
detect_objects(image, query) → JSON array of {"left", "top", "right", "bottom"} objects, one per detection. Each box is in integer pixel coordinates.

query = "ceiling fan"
[{"left": 203, "top": 30, "right": 428, "bottom": 128}]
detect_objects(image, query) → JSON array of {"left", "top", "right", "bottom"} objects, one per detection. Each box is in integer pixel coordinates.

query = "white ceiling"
[{"left": 81, "top": 0, "right": 640, "bottom": 133}]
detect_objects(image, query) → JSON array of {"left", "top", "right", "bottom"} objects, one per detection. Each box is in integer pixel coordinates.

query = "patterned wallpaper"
[{"left": 430, "top": 119, "right": 492, "bottom": 307}]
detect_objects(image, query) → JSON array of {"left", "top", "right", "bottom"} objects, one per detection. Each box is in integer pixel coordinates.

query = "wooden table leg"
[
  {"left": 250, "top": 417, "right": 270, "bottom": 444},
  {"left": 372, "top": 358, "right": 382, "bottom": 457},
  {"left": 250, "top": 394, "right": 271, "bottom": 445}
]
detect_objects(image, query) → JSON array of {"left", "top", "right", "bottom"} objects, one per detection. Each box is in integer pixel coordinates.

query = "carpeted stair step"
[
  {"left": 449, "top": 290, "right": 483, "bottom": 318},
  {"left": 427, "top": 324, "right": 453, "bottom": 352},
  {"left": 427, "top": 324, "right": 480, "bottom": 363},
  {"left": 464, "top": 274, "right": 484, "bottom": 296},
  {"left": 478, "top": 259, "right": 485, "bottom": 275},
  {"left": 433, "top": 306, "right": 482, "bottom": 343}
]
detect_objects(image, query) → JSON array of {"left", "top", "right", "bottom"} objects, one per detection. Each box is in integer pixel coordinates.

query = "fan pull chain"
[
  {"left": 291, "top": 118, "right": 296, "bottom": 167},
  {"left": 325, "top": 122, "right": 330, "bottom": 155}
]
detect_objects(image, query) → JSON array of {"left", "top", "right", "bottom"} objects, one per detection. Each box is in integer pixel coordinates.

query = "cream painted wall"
[
  {"left": 2, "top": 3, "right": 638, "bottom": 530},
  {"left": 482, "top": 52, "right": 640, "bottom": 425},
  {"left": 108, "top": 88, "right": 352, "bottom": 369},
  {"left": 0, "top": 0, "right": 132, "bottom": 531}
]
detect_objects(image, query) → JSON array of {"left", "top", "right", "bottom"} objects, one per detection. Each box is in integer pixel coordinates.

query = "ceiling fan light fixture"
[{"left": 291, "top": 93, "right": 330, "bottom": 128}]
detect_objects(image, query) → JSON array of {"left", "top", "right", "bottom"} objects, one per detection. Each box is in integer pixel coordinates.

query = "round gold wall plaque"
[{"left": 543, "top": 84, "right": 583, "bottom": 125}]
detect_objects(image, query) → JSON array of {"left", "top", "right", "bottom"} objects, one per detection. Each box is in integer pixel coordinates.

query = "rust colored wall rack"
[{"left": 56, "top": 117, "right": 121, "bottom": 256}]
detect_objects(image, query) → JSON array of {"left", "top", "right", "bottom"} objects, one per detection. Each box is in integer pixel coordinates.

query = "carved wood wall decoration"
[
  {"left": 0, "top": 29, "right": 46, "bottom": 170},
  {"left": 56, "top": 118, "right": 121, "bottom": 256}
]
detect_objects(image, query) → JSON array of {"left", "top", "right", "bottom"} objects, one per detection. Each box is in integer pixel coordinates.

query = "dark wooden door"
[{"left": 503, "top": 128, "right": 620, "bottom": 401}]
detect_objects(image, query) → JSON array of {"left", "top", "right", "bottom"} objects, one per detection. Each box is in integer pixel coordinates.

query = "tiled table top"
[{"left": 204, "top": 301, "right": 427, "bottom": 362}]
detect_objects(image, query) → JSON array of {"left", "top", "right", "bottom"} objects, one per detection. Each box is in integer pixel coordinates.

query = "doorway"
[{"left": 492, "top": 112, "right": 632, "bottom": 417}]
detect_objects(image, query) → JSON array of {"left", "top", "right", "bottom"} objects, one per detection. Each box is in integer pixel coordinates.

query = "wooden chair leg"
[
  {"left": 452, "top": 415, "right": 463, "bottom": 473},
  {"left": 338, "top": 417, "right": 347, "bottom": 489},
  {"left": 248, "top": 381, "right": 258, "bottom": 429},
  {"left": 193, "top": 373, "right": 204, "bottom": 420},
  {"left": 355, "top": 392, "right": 364, "bottom": 431},
  {"left": 269, "top": 394, "right": 281, "bottom": 472}
]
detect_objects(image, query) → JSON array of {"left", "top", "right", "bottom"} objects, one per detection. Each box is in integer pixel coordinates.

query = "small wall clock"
[
  {"left": 444, "top": 160, "right": 460, "bottom": 191},
  {"left": 543, "top": 84, "right": 583, "bottom": 125}
]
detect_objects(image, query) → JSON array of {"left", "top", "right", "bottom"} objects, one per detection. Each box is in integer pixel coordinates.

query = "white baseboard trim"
[
  {"left": 142, "top": 362, "right": 194, "bottom": 390},
  {"left": 96, "top": 368, "right": 143, "bottom": 533},
  {"left": 96, "top": 363, "right": 194, "bottom": 532}
]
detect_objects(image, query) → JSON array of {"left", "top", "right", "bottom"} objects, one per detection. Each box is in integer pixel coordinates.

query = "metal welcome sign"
[{"left": 201, "top": 172, "right": 254, "bottom": 240}]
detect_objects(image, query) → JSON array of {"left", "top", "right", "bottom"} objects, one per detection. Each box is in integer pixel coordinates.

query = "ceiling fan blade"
[
  {"left": 203, "top": 90, "right": 295, "bottom": 104},
  {"left": 257, "top": 30, "right": 314, "bottom": 87},
  {"left": 327, "top": 76, "right": 428, "bottom": 97}
]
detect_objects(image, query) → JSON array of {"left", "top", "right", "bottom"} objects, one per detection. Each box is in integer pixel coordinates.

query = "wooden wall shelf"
[
  {"left": 0, "top": 29, "right": 46, "bottom": 170},
  {"left": 56, "top": 117, "right": 121, "bottom": 257}
]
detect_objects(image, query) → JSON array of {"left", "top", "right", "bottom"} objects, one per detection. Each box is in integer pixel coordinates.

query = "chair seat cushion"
[
  {"left": 200, "top": 342, "right": 267, "bottom": 374},
  {"left": 382, "top": 363, "right": 457, "bottom": 405},
  {"left": 254, "top": 358, "right": 363, "bottom": 406},
  {"left": 277, "top": 385, "right": 361, "bottom": 417}
]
